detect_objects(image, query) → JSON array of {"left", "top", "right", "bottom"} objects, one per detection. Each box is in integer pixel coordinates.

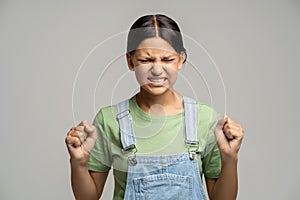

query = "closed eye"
[
  {"left": 162, "top": 58, "right": 175, "bottom": 62},
  {"left": 138, "top": 59, "right": 153, "bottom": 63}
]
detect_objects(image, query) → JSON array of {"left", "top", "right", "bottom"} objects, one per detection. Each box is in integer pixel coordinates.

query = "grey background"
[{"left": 1, "top": 0, "right": 299, "bottom": 199}]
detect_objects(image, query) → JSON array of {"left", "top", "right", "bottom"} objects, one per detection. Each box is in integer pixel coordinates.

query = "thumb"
[
  {"left": 215, "top": 115, "right": 228, "bottom": 132},
  {"left": 85, "top": 123, "right": 97, "bottom": 140},
  {"left": 82, "top": 125, "right": 97, "bottom": 153},
  {"left": 214, "top": 115, "right": 228, "bottom": 143}
]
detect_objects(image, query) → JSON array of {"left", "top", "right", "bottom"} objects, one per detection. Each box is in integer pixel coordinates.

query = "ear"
[
  {"left": 177, "top": 51, "right": 185, "bottom": 70},
  {"left": 126, "top": 52, "right": 135, "bottom": 71}
]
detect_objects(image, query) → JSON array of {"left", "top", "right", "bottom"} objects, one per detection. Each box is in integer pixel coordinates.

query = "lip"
[{"left": 147, "top": 77, "right": 167, "bottom": 86}]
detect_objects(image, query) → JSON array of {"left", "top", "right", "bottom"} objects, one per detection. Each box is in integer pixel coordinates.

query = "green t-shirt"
[{"left": 88, "top": 95, "right": 221, "bottom": 200}]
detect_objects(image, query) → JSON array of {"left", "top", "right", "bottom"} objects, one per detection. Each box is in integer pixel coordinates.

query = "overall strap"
[
  {"left": 183, "top": 96, "right": 201, "bottom": 159},
  {"left": 183, "top": 96, "right": 199, "bottom": 148},
  {"left": 117, "top": 99, "right": 136, "bottom": 151}
]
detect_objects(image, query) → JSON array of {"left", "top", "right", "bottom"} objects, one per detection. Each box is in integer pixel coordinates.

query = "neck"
[{"left": 136, "top": 88, "right": 183, "bottom": 115}]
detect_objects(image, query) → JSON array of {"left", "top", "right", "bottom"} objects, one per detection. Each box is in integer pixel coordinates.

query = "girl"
[{"left": 65, "top": 14, "right": 244, "bottom": 200}]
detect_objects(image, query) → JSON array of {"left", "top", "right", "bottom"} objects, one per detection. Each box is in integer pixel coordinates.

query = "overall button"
[{"left": 129, "top": 157, "right": 137, "bottom": 165}]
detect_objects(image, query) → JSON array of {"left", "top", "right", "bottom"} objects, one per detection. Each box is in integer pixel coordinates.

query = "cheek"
[
  {"left": 134, "top": 66, "right": 148, "bottom": 86},
  {"left": 168, "top": 72, "right": 178, "bottom": 83},
  {"left": 166, "top": 65, "right": 179, "bottom": 80}
]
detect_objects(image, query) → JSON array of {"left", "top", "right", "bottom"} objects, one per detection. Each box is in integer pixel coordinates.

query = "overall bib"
[{"left": 117, "top": 96, "right": 207, "bottom": 200}]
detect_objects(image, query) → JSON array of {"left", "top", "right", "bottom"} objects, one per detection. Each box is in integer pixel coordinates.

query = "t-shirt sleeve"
[
  {"left": 88, "top": 109, "right": 112, "bottom": 172},
  {"left": 202, "top": 108, "right": 222, "bottom": 179}
]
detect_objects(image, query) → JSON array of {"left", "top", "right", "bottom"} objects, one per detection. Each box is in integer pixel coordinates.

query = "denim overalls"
[{"left": 117, "top": 96, "right": 207, "bottom": 200}]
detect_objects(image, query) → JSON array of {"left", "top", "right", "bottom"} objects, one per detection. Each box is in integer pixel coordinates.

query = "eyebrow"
[
  {"left": 162, "top": 55, "right": 176, "bottom": 58},
  {"left": 136, "top": 54, "right": 176, "bottom": 58},
  {"left": 135, "top": 50, "right": 177, "bottom": 58}
]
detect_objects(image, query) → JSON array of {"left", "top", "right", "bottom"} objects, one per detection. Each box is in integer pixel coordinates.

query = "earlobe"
[{"left": 126, "top": 52, "right": 135, "bottom": 71}]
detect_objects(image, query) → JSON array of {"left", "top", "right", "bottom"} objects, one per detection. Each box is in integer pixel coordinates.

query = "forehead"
[{"left": 135, "top": 37, "right": 177, "bottom": 56}]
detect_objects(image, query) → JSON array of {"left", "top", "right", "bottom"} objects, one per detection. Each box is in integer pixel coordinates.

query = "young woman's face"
[{"left": 127, "top": 37, "right": 185, "bottom": 96}]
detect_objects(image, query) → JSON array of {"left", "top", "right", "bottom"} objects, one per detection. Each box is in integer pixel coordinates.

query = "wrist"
[
  {"left": 220, "top": 152, "right": 238, "bottom": 165},
  {"left": 70, "top": 158, "right": 89, "bottom": 169}
]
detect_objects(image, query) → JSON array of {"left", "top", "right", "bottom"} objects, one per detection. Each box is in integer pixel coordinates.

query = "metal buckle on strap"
[
  {"left": 122, "top": 144, "right": 136, "bottom": 152},
  {"left": 124, "top": 145, "right": 138, "bottom": 166},
  {"left": 186, "top": 140, "right": 200, "bottom": 160},
  {"left": 185, "top": 140, "right": 199, "bottom": 146}
]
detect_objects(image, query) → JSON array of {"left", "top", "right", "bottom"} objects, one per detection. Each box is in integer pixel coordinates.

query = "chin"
[{"left": 141, "top": 86, "right": 172, "bottom": 96}]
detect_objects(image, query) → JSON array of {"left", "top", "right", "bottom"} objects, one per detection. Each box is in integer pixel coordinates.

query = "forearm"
[
  {"left": 70, "top": 161, "right": 99, "bottom": 200},
  {"left": 211, "top": 157, "right": 238, "bottom": 200}
]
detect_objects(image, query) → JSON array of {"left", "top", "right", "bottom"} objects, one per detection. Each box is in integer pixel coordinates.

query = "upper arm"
[
  {"left": 89, "top": 170, "right": 109, "bottom": 199},
  {"left": 205, "top": 177, "right": 218, "bottom": 199}
]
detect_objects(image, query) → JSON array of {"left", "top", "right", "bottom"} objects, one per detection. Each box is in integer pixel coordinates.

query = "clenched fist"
[
  {"left": 214, "top": 115, "right": 244, "bottom": 162},
  {"left": 65, "top": 120, "right": 97, "bottom": 166}
]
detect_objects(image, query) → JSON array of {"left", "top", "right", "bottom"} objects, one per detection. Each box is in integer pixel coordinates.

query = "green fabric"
[{"left": 88, "top": 95, "right": 221, "bottom": 200}]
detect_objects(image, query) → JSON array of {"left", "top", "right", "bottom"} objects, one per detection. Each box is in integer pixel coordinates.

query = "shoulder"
[
  {"left": 93, "top": 103, "right": 121, "bottom": 134},
  {"left": 93, "top": 97, "right": 135, "bottom": 127},
  {"left": 197, "top": 102, "right": 220, "bottom": 123},
  {"left": 197, "top": 102, "right": 219, "bottom": 118},
  {"left": 93, "top": 105, "right": 117, "bottom": 124},
  {"left": 92, "top": 104, "right": 120, "bottom": 145}
]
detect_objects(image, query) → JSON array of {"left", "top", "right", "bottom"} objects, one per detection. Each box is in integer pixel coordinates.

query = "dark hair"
[{"left": 127, "top": 14, "right": 187, "bottom": 63}]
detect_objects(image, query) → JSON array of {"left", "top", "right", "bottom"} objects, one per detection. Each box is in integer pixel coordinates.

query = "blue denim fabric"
[
  {"left": 117, "top": 96, "right": 207, "bottom": 200},
  {"left": 124, "top": 153, "right": 207, "bottom": 199}
]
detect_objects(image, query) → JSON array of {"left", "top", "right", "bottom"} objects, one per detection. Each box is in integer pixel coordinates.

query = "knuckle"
[
  {"left": 90, "top": 125, "right": 96, "bottom": 131},
  {"left": 82, "top": 120, "right": 89, "bottom": 126},
  {"left": 227, "top": 123, "right": 231, "bottom": 129},
  {"left": 74, "top": 137, "right": 81, "bottom": 145},
  {"left": 76, "top": 126, "right": 84, "bottom": 132},
  {"left": 223, "top": 123, "right": 228, "bottom": 128},
  {"left": 224, "top": 126, "right": 230, "bottom": 132},
  {"left": 70, "top": 130, "right": 78, "bottom": 137},
  {"left": 65, "top": 135, "right": 73, "bottom": 144}
]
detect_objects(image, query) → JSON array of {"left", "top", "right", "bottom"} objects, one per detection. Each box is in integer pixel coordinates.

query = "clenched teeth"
[{"left": 148, "top": 78, "right": 166, "bottom": 83}]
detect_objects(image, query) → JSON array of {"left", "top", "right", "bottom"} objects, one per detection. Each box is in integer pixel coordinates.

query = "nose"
[{"left": 151, "top": 64, "right": 163, "bottom": 76}]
